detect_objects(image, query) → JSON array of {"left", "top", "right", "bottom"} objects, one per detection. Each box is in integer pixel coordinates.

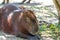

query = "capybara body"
[{"left": 0, "top": 4, "right": 40, "bottom": 40}]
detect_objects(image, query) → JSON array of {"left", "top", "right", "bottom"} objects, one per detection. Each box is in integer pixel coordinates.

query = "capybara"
[{"left": 0, "top": 4, "right": 40, "bottom": 40}]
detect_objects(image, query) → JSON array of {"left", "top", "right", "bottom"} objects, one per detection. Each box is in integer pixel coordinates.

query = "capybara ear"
[{"left": 19, "top": 6, "right": 25, "bottom": 10}]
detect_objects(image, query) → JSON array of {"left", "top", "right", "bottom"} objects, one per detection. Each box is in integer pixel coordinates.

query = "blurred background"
[{"left": 0, "top": 0, "right": 60, "bottom": 40}]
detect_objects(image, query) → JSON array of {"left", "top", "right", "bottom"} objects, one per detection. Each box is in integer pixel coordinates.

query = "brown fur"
[{"left": 0, "top": 4, "right": 40, "bottom": 40}]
